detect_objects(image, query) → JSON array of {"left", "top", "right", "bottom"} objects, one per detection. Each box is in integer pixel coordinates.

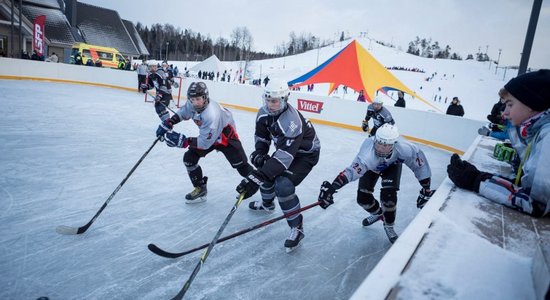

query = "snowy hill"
[{"left": 166, "top": 37, "right": 518, "bottom": 121}]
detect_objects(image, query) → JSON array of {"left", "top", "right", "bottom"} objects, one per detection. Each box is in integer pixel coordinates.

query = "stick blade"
[
  {"left": 148, "top": 243, "right": 182, "bottom": 258},
  {"left": 56, "top": 225, "right": 80, "bottom": 235}
]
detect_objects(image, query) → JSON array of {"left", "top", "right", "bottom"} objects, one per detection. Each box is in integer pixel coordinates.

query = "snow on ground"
[
  {"left": 0, "top": 80, "right": 450, "bottom": 299},
  {"left": 163, "top": 37, "right": 517, "bottom": 121}
]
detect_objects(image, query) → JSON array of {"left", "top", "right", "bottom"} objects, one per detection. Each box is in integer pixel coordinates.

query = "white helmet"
[
  {"left": 263, "top": 79, "right": 290, "bottom": 116},
  {"left": 373, "top": 95, "right": 384, "bottom": 105},
  {"left": 374, "top": 124, "right": 399, "bottom": 157}
]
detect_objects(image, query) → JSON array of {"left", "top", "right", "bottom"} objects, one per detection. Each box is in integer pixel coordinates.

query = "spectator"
[
  {"left": 487, "top": 97, "right": 506, "bottom": 125},
  {"left": 263, "top": 76, "right": 270, "bottom": 87},
  {"left": 31, "top": 50, "right": 42, "bottom": 61},
  {"left": 47, "top": 52, "right": 58, "bottom": 63},
  {"left": 446, "top": 97, "right": 465, "bottom": 117},
  {"left": 117, "top": 59, "right": 126, "bottom": 70},
  {"left": 136, "top": 59, "right": 148, "bottom": 92},
  {"left": 74, "top": 51, "right": 83, "bottom": 65},
  {"left": 357, "top": 90, "right": 366, "bottom": 102},
  {"left": 85, "top": 57, "right": 94, "bottom": 66},
  {"left": 447, "top": 69, "right": 550, "bottom": 217},
  {"left": 394, "top": 91, "right": 406, "bottom": 108}
]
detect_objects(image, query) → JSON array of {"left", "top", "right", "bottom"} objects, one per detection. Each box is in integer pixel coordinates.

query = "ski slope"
[{"left": 0, "top": 80, "right": 450, "bottom": 299}]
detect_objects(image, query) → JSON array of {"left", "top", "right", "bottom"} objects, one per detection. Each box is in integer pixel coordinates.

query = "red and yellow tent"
[{"left": 289, "top": 40, "right": 439, "bottom": 111}]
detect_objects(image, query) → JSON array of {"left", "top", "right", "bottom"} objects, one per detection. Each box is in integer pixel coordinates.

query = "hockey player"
[
  {"left": 142, "top": 64, "right": 173, "bottom": 121},
  {"left": 317, "top": 124, "right": 435, "bottom": 243},
  {"left": 155, "top": 82, "right": 254, "bottom": 203},
  {"left": 161, "top": 61, "right": 179, "bottom": 88},
  {"left": 362, "top": 96, "right": 395, "bottom": 137},
  {"left": 235, "top": 79, "right": 321, "bottom": 252}
]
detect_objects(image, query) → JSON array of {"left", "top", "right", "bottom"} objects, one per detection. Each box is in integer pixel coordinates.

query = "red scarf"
[{"left": 519, "top": 112, "right": 544, "bottom": 138}]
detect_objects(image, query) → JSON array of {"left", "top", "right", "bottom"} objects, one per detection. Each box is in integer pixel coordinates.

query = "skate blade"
[
  {"left": 185, "top": 196, "right": 207, "bottom": 204},
  {"left": 285, "top": 243, "right": 302, "bottom": 253}
]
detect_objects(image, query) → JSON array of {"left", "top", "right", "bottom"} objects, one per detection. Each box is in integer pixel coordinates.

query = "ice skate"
[
  {"left": 362, "top": 214, "right": 383, "bottom": 227},
  {"left": 185, "top": 177, "right": 207, "bottom": 204},
  {"left": 284, "top": 225, "right": 304, "bottom": 253},
  {"left": 248, "top": 199, "right": 275, "bottom": 211},
  {"left": 383, "top": 224, "right": 398, "bottom": 244}
]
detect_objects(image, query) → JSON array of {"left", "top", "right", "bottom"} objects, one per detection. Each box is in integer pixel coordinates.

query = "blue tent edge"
[{"left": 288, "top": 45, "right": 349, "bottom": 86}]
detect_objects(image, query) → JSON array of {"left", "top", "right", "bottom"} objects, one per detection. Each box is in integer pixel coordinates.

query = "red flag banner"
[{"left": 33, "top": 15, "right": 46, "bottom": 56}]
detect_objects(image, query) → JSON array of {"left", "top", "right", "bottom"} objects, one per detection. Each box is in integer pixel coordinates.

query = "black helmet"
[{"left": 187, "top": 82, "right": 210, "bottom": 112}]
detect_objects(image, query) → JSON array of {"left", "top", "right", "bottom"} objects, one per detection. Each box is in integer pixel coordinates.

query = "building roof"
[
  {"left": 21, "top": 4, "right": 76, "bottom": 46},
  {"left": 23, "top": 0, "right": 60, "bottom": 10},
  {"left": 122, "top": 19, "right": 149, "bottom": 56},
  {"left": 75, "top": 2, "right": 139, "bottom": 56}
]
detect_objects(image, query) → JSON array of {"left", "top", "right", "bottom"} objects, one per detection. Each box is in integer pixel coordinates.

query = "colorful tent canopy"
[{"left": 289, "top": 40, "right": 438, "bottom": 110}]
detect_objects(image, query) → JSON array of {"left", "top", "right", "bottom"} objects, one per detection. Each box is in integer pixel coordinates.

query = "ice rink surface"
[{"left": 0, "top": 80, "right": 450, "bottom": 299}]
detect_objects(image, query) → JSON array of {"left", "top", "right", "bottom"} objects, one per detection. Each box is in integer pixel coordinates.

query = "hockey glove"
[
  {"left": 318, "top": 181, "right": 337, "bottom": 209},
  {"left": 165, "top": 131, "right": 188, "bottom": 148},
  {"left": 236, "top": 170, "right": 265, "bottom": 199},
  {"left": 447, "top": 153, "right": 493, "bottom": 192},
  {"left": 417, "top": 189, "right": 435, "bottom": 209},
  {"left": 140, "top": 83, "right": 150, "bottom": 91},
  {"left": 156, "top": 119, "right": 173, "bottom": 138},
  {"left": 250, "top": 150, "right": 269, "bottom": 168},
  {"left": 361, "top": 120, "right": 369, "bottom": 132}
]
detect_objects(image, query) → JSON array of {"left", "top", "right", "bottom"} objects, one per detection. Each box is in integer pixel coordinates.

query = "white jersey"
[
  {"left": 341, "top": 137, "right": 431, "bottom": 183},
  {"left": 174, "top": 100, "right": 236, "bottom": 149}
]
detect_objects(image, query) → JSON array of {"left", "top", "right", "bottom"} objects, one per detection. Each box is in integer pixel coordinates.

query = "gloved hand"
[
  {"left": 156, "top": 119, "right": 173, "bottom": 138},
  {"left": 140, "top": 83, "right": 149, "bottom": 91},
  {"left": 361, "top": 121, "right": 369, "bottom": 132},
  {"left": 318, "top": 181, "right": 337, "bottom": 209},
  {"left": 250, "top": 150, "right": 269, "bottom": 168},
  {"left": 477, "top": 126, "right": 490, "bottom": 136},
  {"left": 447, "top": 153, "right": 492, "bottom": 192},
  {"left": 165, "top": 131, "right": 188, "bottom": 148},
  {"left": 236, "top": 170, "right": 265, "bottom": 199},
  {"left": 154, "top": 94, "right": 163, "bottom": 102},
  {"left": 416, "top": 189, "right": 435, "bottom": 208}
]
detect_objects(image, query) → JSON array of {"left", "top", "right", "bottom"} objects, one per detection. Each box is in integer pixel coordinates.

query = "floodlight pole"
[{"left": 518, "top": 0, "right": 542, "bottom": 75}]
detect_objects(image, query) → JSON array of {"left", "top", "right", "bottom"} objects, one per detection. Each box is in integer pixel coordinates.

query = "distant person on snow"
[
  {"left": 234, "top": 79, "right": 321, "bottom": 252},
  {"left": 447, "top": 69, "right": 550, "bottom": 217},
  {"left": 155, "top": 82, "right": 254, "bottom": 203},
  {"left": 317, "top": 124, "right": 435, "bottom": 244},
  {"left": 446, "top": 97, "right": 465, "bottom": 117},
  {"left": 362, "top": 95, "right": 395, "bottom": 137},
  {"left": 357, "top": 90, "right": 366, "bottom": 102},
  {"left": 394, "top": 91, "right": 406, "bottom": 108}
]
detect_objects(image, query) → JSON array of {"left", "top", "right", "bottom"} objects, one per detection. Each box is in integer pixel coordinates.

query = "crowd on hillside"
[{"left": 386, "top": 66, "right": 425, "bottom": 73}]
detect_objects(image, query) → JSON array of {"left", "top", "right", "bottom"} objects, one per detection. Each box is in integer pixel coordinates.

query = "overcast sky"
[{"left": 80, "top": 0, "right": 549, "bottom": 69}]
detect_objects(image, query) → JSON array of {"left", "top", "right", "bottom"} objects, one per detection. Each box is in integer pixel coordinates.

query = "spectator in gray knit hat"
[{"left": 447, "top": 69, "right": 550, "bottom": 217}]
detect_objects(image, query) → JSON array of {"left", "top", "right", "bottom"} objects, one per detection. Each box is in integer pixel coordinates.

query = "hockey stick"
[
  {"left": 55, "top": 137, "right": 161, "bottom": 235},
  {"left": 148, "top": 201, "right": 321, "bottom": 258},
  {"left": 171, "top": 193, "right": 246, "bottom": 300}
]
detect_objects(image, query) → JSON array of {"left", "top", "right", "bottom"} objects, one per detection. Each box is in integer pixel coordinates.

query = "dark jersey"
[
  {"left": 254, "top": 104, "right": 320, "bottom": 180},
  {"left": 145, "top": 70, "right": 172, "bottom": 96},
  {"left": 365, "top": 105, "right": 395, "bottom": 129}
]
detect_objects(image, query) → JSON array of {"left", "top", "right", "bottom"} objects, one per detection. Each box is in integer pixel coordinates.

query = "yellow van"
[{"left": 70, "top": 43, "right": 127, "bottom": 68}]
